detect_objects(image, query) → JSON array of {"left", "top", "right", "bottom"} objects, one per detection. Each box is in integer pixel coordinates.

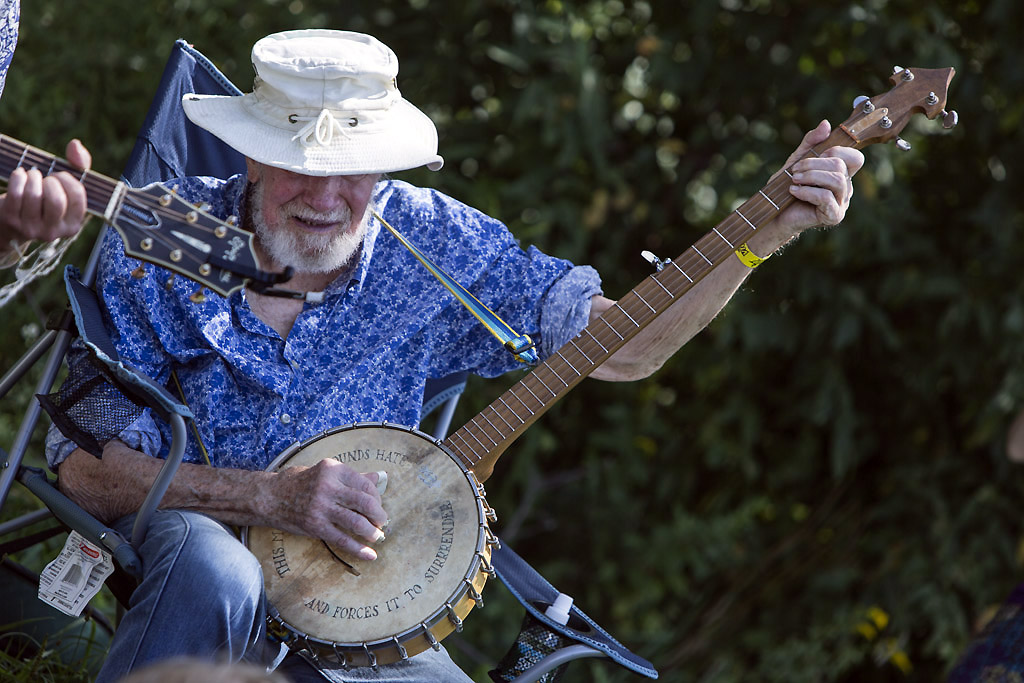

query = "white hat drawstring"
[{"left": 290, "top": 109, "right": 355, "bottom": 148}]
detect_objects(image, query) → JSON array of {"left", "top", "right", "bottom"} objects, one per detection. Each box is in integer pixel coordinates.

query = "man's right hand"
[{"left": 267, "top": 459, "right": 388, "bottom": 561}]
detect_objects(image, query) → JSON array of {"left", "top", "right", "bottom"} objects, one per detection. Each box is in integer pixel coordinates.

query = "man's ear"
[{"left": 245, "top": 158, "right": 261, "bottom": 184}]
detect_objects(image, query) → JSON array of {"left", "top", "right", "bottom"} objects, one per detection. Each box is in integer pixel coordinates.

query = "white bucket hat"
[{"left": 181, "top": 29, "right": 444, "bottom": 176}]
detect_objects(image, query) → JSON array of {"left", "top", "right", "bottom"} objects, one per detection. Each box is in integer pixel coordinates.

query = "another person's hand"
[
  {"left": 774, "top": 120, "right": 865, "bottom": 235},
  {"left": 0, "top": 138, "right": 92, "bottom": 249}
]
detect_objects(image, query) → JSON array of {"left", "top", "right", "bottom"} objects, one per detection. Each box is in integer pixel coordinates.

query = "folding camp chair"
[{"left": 0, "top": 38, "right": 657, "bottom": 682}]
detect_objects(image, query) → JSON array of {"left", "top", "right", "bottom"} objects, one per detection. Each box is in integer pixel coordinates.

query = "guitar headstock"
[
  {"left": 833, "top": 66, "right": 957, "bottom": 151},
  {"left": 112, "top": 182, "right": 283, "bottom": 298}
]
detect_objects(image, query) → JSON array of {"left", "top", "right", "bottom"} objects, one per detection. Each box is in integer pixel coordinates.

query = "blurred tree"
[{"left": 1, "top": 1, "right": 1022, "bottom": 681}]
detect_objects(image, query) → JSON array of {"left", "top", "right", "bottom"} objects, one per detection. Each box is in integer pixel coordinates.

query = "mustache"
[{"left": 286, "top": 202, "right": 352, "bottom": 225}]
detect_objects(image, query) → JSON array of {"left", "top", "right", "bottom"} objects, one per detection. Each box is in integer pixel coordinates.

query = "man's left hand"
[{"left": 776, "top": 119, "right": 864, "bottom": 235}]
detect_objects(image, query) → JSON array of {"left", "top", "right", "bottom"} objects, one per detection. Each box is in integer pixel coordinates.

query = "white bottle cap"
[{"left": 544, "top": 592, "right": 574, "bottom": 626}]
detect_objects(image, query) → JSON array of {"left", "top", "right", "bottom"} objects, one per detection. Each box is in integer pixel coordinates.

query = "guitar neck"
[
  {"left": 0, "top": 134, "right": 124, "bottom": 221},
  {"left": 445, "top": 130, "right": 856, "bottom": 482}
]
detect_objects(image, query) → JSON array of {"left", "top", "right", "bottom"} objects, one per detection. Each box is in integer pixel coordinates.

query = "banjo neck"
[
  {"left": 444, "top": 66, "right": 957, "bottom": 483},
  {"left": 443, "top": 167, "right": 795, "bottom": 482}
]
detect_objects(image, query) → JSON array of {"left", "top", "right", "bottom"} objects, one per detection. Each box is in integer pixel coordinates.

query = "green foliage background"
[{"left": 1, "top": 1, "right": 1021, "bottom": 681}]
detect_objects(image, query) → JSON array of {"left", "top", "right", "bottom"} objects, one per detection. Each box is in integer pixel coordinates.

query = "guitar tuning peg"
[
  {"left": 164, "top": 274, "right": 176, "bottom": 291},
  {"left": 941, "top": 109, "right": 959, "bottom": 129},
  {"left": 189, "top": 288, "right": 207, "bottom": 304},
  {"left": 895, "top": 137, "right": 912, "bottom": 152},
  {"left": 131, "top": 264, "right": 146, "bottom": 279}
]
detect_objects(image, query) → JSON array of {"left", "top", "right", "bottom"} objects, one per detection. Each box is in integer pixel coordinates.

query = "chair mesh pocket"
[{"left": 38, "top": 357, "right": 145, "bottom": 458}]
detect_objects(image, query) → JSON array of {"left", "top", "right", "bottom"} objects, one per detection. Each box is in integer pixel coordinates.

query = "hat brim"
[{"left": 182, "top": 93, "right": 444, "bottom": 176}]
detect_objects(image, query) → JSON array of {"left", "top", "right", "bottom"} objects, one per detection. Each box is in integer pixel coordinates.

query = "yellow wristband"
[{"left": 735, "top": 243, "right": 769, "bottom": 269}]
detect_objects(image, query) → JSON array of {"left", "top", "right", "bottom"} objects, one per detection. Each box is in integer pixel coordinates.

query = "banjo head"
[{"left": 244, "top": 423, "right": 494, "bottom": 667}]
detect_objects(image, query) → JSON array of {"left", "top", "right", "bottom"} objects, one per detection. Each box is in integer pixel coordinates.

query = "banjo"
[{"left": 237, "top": 66, "right": 957, "bottom": 668}]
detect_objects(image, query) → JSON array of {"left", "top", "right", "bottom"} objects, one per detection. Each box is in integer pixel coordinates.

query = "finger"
[
  {"left": 41, "top": 176, "right": 76, "bottom": 241},
  {"left": 790, "top": 167, "right": 848, "bottom": 201},
  {"left": 788, "top": 184, "right": 844, "bottom": 225},
  {"left": 19, "top": 169, "right": 44, "bottom": 228},
  {"left": 791, "top": 154, "right": 848, "bottom": 179},
  {"left": 4, "top": 167, "right": 27, "bottom": 211},
  {"left": 781, "top": 120, "right": 832, "bottom": 169},
  {"left": 333, "top": 484, "right": 388, "bottom": 530},
  {"left": 328, "top": 502, "right": 386, "bottom": 543},
  {"left": 65, "top": 139, "right": 92, "bottom": 172},
  {"left": 820, "top": 146, "right": 865, "bottom": 179},
  {"left": 52, "top": 172, "right": 89, "bottom": 238},
  {"left": 322, "top": 508, "right": 384, "bottom": 561}
]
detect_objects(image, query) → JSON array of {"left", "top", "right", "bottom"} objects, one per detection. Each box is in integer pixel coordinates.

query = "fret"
[
  {"left": 712, "top": 227, "right": 734, "bottom": 248},
  {"left": 567, "top": 339, "right": 592, "bottom": 366},
  {"left": 692, "top": 244, "right": 713, "bottom": 266},
  {"left": 611, "top": 306, "right": 639, "bottom": 332},
  {"left": 446, "top": 432, "right": 471, "bottom": 460},
  {"left": 554, "top": 350, "right": 580, "bottom": 376},
  {"left": 458, "top": 422, "right": 486, "bottom": 454},
  {"left": 735, "top": 208, "right": 757, "bottom": 231},
  {"left": 759, "top": 189, "right": 780, "bottom": 211},
  {"left": 670, "top": 261, "right": 694, "bottom": 283},
  {"left": 548, "top": 354, "right": 576, "bottom": 384},
  {"left": 649, "top": 274, "right": 674, "bottom": 299},
  {"left": 599, "top": 315, "right": 627, "bottom": 339},
  {"left": 533, "top": 371, "right": 557, "bottom": 398},
  {"left": 497, "top": 396, "right": 525, "bottom": 424},
  {"left": 521, "top": 382, "right": 543, "bottom": 406},
  {"left": 581, "top": 329, "right": 608, "bottom": 354},
  {"left": 633, "top": 290, "right": 656, "bottom": 314},
  {"left": 508, "top": 389, "right": 536, "bottom": 417},
  {"left": 486, "top": 405, "right": 515, "bottom": 431},
  {"left": 465, "top": 420, "right": 495, "bottom": 449},
  {"left": 476, "top": 412, "right": 503, "bottom": 443},
  {"left": 540, "top": 362, "right": 569, "bottom": 389},
  {"left": 450, "top": 440, "right": 475, "bottom": 469}
]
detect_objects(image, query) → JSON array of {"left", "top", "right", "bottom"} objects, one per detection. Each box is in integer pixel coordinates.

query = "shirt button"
[{"left": 280, "top": 413, "right": 292, "bottom": 425}]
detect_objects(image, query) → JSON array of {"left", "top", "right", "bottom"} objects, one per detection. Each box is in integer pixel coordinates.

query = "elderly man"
[{"left": 44, "top": 29, "right": 861, "bottom": 683}]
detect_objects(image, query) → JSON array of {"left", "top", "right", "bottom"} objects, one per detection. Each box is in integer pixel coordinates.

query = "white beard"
[{"left": 248, "top": 180, "right": 370, "bottom": 275}]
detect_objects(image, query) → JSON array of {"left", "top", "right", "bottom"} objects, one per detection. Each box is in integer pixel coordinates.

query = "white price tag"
[{"left": 37, "top": 531, "right": 114, "bottom": 617}]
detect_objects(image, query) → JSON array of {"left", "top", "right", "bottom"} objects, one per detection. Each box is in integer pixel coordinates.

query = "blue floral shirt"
[
  {"left": 46, "top": 176, "right": 601, "bottom": 471},
  {"left": 0, "top": 0, "right": 18, "bottom": 100}
]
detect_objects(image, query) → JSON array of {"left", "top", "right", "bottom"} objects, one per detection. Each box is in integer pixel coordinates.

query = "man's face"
[{"left": 245, "top": 160, "right": 380, "bottom": 275}]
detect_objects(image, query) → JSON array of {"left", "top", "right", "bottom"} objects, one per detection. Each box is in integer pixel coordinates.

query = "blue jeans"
[{"left": 98, "top": 510, "right": 472, "bottom": 683}]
